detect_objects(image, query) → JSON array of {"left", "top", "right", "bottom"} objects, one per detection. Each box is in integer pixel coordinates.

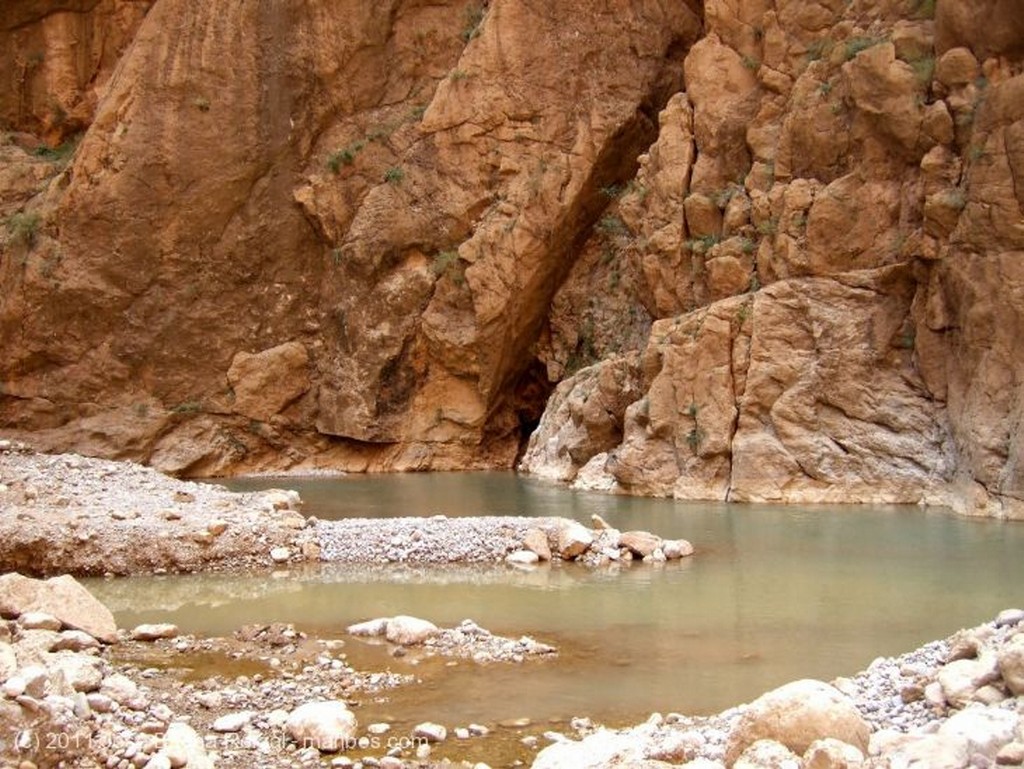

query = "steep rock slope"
[
  {"left": 0, "top": 0, "right": 701, "bottom": 474},
  {"left": 522, "top": 0, "right": 1024, "bottom": 517}
]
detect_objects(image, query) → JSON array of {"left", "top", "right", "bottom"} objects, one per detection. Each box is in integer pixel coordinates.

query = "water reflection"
[{"left": 89, "top": 475, "right": 1024, "bottom": 723}]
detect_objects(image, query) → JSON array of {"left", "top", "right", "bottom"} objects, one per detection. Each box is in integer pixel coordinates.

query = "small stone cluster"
[
  {"left": 347, "top": 615, "right": 556, "bottom": 664},
  {"left": 504, "top": 515, "right": 695, "bottom": 568}
]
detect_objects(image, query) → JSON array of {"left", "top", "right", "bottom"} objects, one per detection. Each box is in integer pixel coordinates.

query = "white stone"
[
  {"left": 18, "top": 611, "right": 63, "bottom": 631},
  {"left": 286, "top": 701, "right": 358, "bottom": 753},
  {"left": 143, "top": 755, "right": 172, "bottom": 769},
  {"left": 52, "top": 630, "right": 101, "bottom": 652},
  {"left": 164, "top": 723, "right": 213, "bottom": 769},
  {"left": 270, "top": 547, "right": 291, "bottom": 563},
  {"left": 20, "top": 664, "right": 49, "bottom": 698},
  {"left": 556, "top": 520, "right": 594, "bottom": 559},
  {"left": 131, "top": 624, "right": 180, "bottom": 642},
  {"left": 412, "top": 722, "right": 447, "bottom": 743},
  {"left": 997, "top": 632, "right": 1024, "bottom": 696},
  {"left": 48, "top": 652, "right": 104, "bottom": 692},
  {"left": 734, "top": 738, "right": 801, "bottom": 769},
  {"left": 726, "top": 679, "right": 870, "bottom": 762},
  {"left": 803, "top": 737, "right": 865, "bottom": 768},
  {"left": 212, "top": 711, "right": 253, "bottom": 733},
  {"left": 367, "top": 722, "right": 391, "bottom": 735},
  {"left": 883, "top": 733, "right": 969, "bottom": 769},
  {"left": 385, "top": 616, "right": 439, "bottom": 645},
  {"left": 100, "top": 672, "right": 140, "bottom": 705},
  {"left": 347, "top": 618, "right": 389, "bottom": 637},
  {"left": 663, "top": 539, "right": 695, "bottom": 559},
  {"left": 506, "top": 549, "right": 540, "bottom": 566},
  {"left": 937, "top": 654, "right": 1000, "bottom": 706},
  {"left": 938, "top": 706, "right": 1017, "bottom": 758},
  {"left": 995, "top": 608, "right": 1024, "bottom": 627},
  {"left": 85, "top": 692, "right": 114, "bottom": 713},
  {"left": 0, "top": 640, "right": 16, "bottom": 680},
  {"left": 3, "top": 675, "right": 27, "bottom": 698}
]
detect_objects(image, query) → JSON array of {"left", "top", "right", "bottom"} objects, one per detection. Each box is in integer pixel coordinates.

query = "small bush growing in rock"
[{"left": 5, "top": 212, "right": 41, "bottom": 249}]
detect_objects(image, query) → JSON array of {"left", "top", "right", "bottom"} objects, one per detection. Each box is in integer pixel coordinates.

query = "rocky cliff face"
[{"left": 1, "top": 0, "right": 1022, "bottom": 516}]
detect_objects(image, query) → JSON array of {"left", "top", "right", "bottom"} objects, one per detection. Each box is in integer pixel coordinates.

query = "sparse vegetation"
[
  {"left": 450, "top": 69, "right": 469, "bottom": 81},
  {"left": 739, "top": 236, "right": 757, "bottom": 254},
  {"left": 625, "top": 180, "right": 648, "bottom": 202},
  {"left": 685, "top": 426, "right": 704, "bottom": 453},
  {"left": 756, "top": 217, "right": 778, "bottom": 236},
  {"left": 431, "top": 250, "right": 465, "bottom": 286},
  {"left": 742, "top": 55, "right": 761, "bottom": 72},
  {"left": 326, "top": 141, "right": 365, "bottom": 173},
  {"left": 384, "top": 167, "right": 405, "bottom": 185},
  {"left": 942, "top": 188, "right": 967, "bottom": 211},
  {"left": 33, "top": 135, "right": 80, "bottom": 165},
  {"left": 749, "top": 273, "right": 762, "bottom": 292},
  {"left": 806, "top": 39, "right": 831, "bottom": 62},
  {"left": 5, "top": 212, "right": 41, "bottom": 249},
  {"left": 843, "top": 36, "right": 884, "bottom": 61},
  {"left": 193, "top": 96, "right": 210, "bottom": 112},
  {"left": 713, "top": 184, "right": 742, "bottom": 209},
  {"left": 330, "top": 248, "right": 343, "bottom": 266},
  {"left": 600, "top": 184, "right": 625, "bottom": 199},
  {"left": 907, "top": 55, "right": 935, "bottom": 85},
  {"left": 913, "top": 0, "right": 936, "bottom": 19},
  {"left": 684, "top": 234, "right": 722, "bottom": 253},
  {"left": 170, "top": 401, "right": 202, "bottom": 415},
  {"left": 461, "top": 4, "right": 486, "bottom": 42},
  {"left": 819, "top": 80, "right": 834, "bottom": 96},
  {"left": 597, "top": 214, "right": 629, "bottom": 238}
]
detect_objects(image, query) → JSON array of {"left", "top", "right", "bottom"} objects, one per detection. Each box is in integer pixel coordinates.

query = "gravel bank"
[{"left": 0, "top": 444, "right": 688, "bottom": 576}]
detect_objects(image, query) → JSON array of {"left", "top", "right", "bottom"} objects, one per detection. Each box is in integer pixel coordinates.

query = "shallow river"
[{"left": 87, "top": 472, "right": 1024, "bottom": 732}]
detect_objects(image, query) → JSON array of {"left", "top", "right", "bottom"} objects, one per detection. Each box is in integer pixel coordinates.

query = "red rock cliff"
[{"left": 1, "top": 0, "right": 1022, "bottom": 518}]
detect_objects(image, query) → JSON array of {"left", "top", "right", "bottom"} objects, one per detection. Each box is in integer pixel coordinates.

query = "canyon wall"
[{"left": 1, "top": 0, "right": 1022, "bottom": 517}]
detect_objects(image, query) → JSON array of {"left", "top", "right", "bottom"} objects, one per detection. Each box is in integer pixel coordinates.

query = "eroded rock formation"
[{"left": 1, "top": 0, "right": 1022, "bottom": 516}]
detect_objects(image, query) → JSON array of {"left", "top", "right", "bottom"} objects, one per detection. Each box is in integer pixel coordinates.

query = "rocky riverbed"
[
  {"left": 2, "top": 571, "right": 1023, "bottom": 769},
  {"left": 3, "top": 443, "right": 1024, "bottom": 768}
]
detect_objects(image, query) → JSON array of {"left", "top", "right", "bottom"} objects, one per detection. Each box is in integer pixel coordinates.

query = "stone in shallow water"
[
  {"left": 556, "top": 520, "right": 593, "bottom": 559},
  {"left": 347, "top": 618, "right": 388, "bottom": 637},
  {"left": 385, "top": 616, "right": 439, "bottom": 645},
  {"left": 506, "top": 549, "right": 540, "bottom": 565},
  {"left": 619, "top": 530, "right": 663, "bottom": 557},
  {"left": 413, "top": 722, "right": 447, "bottom": 743}
]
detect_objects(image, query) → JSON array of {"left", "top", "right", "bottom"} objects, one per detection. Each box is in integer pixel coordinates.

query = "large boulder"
[
  {"left": 555, "top": 520, "right": 594, "bottom": 559},
  {"left": 726, "top": 680, "right": 870, "bottom": 763},
  {"left": 286, "top": 701, "right": 358, "bottom": 753},
  {"left": 384, "top": 616, "right": 439, "bottom": 645},
  {"left": 0, "top": 574, "right": 117, "bottom": 643}
]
